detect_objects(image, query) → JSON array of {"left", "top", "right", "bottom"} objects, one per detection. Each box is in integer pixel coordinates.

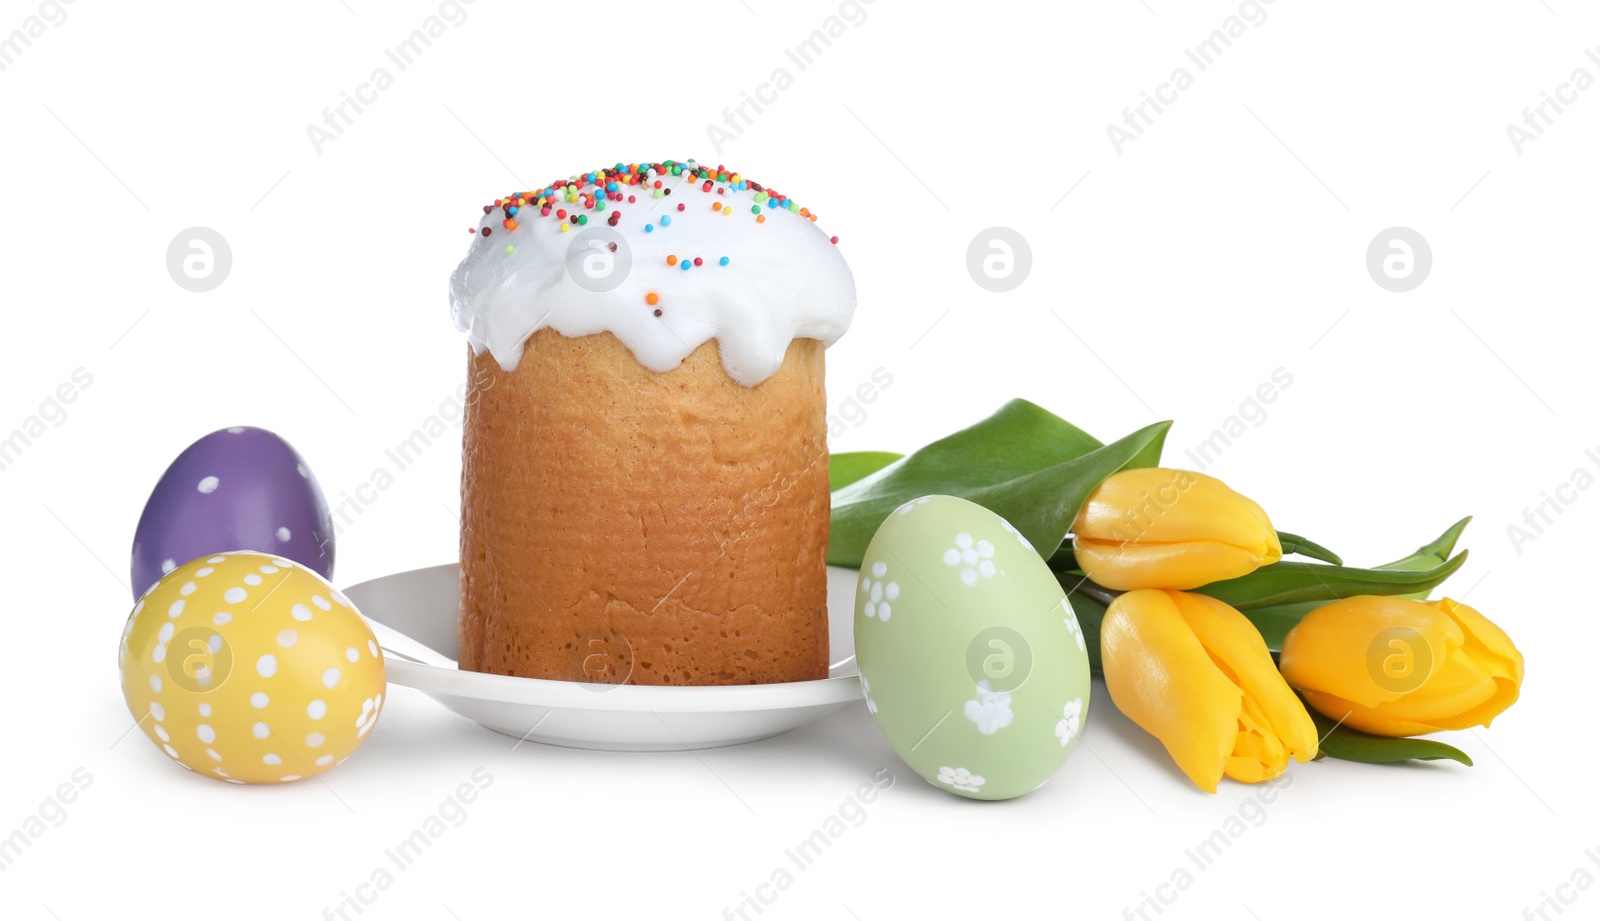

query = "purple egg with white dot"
[{"left": 131, "top": 427, "right": 334, "bottom": 599}]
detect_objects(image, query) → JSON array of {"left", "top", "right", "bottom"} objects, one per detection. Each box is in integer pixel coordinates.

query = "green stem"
[
  {"left": 1277, "top": 531, "right": 1343, "bottom": 565},
  {"left": 1067, "top": 579, "right": 1120, "bottom": 608}
]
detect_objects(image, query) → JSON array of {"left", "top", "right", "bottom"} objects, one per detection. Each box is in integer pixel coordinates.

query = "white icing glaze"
[{"left": 449, "top": 164, "right": 856, "bottom": 387}]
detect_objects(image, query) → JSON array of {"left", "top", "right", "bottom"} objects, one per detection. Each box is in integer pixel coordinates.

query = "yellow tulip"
[
  {"left": 1279, "top": 596, "right": 1524, "bottom": 737},
  {"left": 1072, "top": 468, "right": 1281, "bottom": 590},
  {"left": 1102, "top": 589, "right": 1318, "bottom": 793}
]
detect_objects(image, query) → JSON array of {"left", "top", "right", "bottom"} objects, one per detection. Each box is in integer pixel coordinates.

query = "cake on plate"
[{"left": 449, "top": 160, "right": 855, "bottom": 686}]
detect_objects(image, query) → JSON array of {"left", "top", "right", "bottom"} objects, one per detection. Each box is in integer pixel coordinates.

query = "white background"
[{"left": 1, "top": 1, "right": 1595, "bottom": 918}]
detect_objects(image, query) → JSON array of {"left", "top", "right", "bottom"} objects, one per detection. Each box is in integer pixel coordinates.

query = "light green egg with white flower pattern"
[{"left": 855, "top": 494, "right": 1091, "bottom": 801}]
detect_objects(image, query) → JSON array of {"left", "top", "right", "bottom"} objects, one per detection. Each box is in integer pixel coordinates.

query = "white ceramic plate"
[{"left": 342, "top": 564, "right": 863, "bottom": 751}]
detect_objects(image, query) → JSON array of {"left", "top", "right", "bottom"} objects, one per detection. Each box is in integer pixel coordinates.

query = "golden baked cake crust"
[{"left": 458, "top": 328, "right": 830, "bottom": 685}]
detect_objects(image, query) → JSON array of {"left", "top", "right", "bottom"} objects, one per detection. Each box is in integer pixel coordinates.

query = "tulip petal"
[
  {"left": 1441, "top": 598, "right": 1525, "bottom": 683},
  {"left": 1356, "top": 661, "right": 1498, "bottom": 723},
  {"left": 1299, "top": 689, "right": 1445, "bottom": 738},
  {"left": 1101, "top": 590, "right": 1240, "bottom": 793},
  {"left": 1278, "top": 596, "right": 1459, "bottom": 709},
  {"left": 1437, "top": 598, "right": 1524, "bottom": 729},
  {"left": 1170, "top": 592, "right": 1319, "bottom": 765},
  {"left": 1282, "top": 595, "right": 1525, "bottom": 737},
  {"left": 1075, "top": 468, "right": 1280, "bottom": 553},
  {"left": 1444, "top": 688, "right": 1523, "bottom": 730},
  {"left": 1382, "top": 651, "right": 1518, "bottom": 732},
  {"left": 1074, "top": 538, "right": 1278, "bottom": 591},
  {"left": 1073, "top": 469, "right": 1281, "bottom": 591},
  {"left": 1225, "top": 695, "right": 1289, "bottom": 783}
]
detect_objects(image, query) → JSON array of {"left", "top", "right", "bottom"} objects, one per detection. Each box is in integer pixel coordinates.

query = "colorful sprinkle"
[
  {"left": 464, "top": 160, "right": 838, "bottom": 261},
  {"left": 645, "top": 292, "right": 660, "bottom": 306}
]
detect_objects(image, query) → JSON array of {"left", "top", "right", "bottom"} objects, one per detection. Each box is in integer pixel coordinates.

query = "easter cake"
[{"left": 449, "top": 160, "right": 855, "bottom": 686}]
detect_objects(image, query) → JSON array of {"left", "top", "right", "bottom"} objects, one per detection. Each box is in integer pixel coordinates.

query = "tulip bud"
[
  {"left": 1072, "top": 468, "right": 1281, "bottom": 591},
  {"left": 1102, "top": 589, "right": 1318, "bottom": 793},
  {"left": 1279, "top": 596, "right": 1524, "bottom": 737}
]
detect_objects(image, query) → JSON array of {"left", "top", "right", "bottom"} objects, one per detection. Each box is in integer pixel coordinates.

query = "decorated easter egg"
[
  {"left": 118, "top": 551, "right": 385, "bottom": 784},
  {"left": 855, "top": 495, "right": 1091, "bottom": 801},
  {"left": 131, "top": 426, "right": 333, "bottom": 600}
]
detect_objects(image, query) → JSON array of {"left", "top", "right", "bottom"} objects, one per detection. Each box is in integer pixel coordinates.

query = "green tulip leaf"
[
  {"left": 1276, "top": 532, "right": 1343, "bottom": 566},
  {"left": 1046, "top": 543, "right": 1078, "bottom": 571},
  {"left": 1379, "top": 516, "right": 1471, "bottom": 573},
  {"left": 1380, "top": 516, "right": 1472, "bottom": 599},
  {"left": 828, "top": 400, "right": 1170, "bottom": 567},
  {"left": 1308, "top": 707, "right": 1473, "bottom": 766},
  {"left": 829, "top": 451, "right": 903, "bottom": 492},
  {"left": 1195, "top": 551, "right": 1467, "bottom": 611},
  {"left": 1207, "top": 518, "right": 1476, "bottom": 648}
]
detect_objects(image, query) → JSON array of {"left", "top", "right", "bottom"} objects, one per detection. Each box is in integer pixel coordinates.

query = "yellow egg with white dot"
[{"left": 118, "top": 551, "right": 386, "bottom": 784}]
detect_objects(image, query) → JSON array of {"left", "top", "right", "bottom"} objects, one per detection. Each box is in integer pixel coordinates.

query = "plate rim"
[{"left": 344, "top": 563, "right": 864, "bottom": 715}]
